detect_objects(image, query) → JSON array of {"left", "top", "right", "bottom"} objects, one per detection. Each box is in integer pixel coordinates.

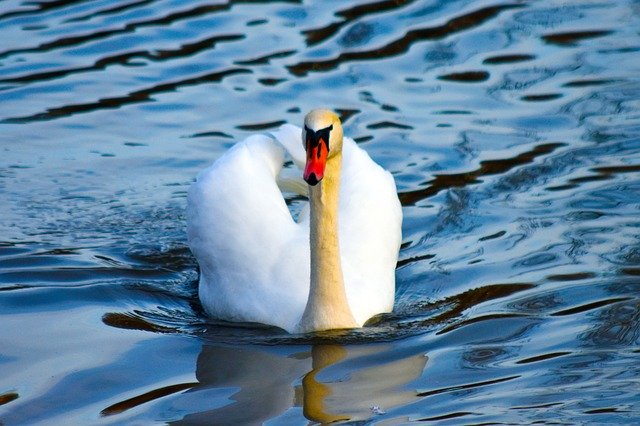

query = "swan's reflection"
[
  {"left": 103, "top": 340, "right": 427, "bottom": 424},
  {"left": 177, "top": 342, "right": 426, "bottom": 424}
]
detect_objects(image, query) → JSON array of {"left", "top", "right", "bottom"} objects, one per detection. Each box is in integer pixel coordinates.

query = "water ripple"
[
  {"left": 0, "top": 34, "right": 244, "bottom": 86},
  {"left": 287, "top": 4, "right": 523, "bottom": 76},
  {"left": 2, "top": 0, "right": 640, "bottom": 423},
  {"left": 3, "top": 67, "right": 250, "bottom": 122},
  {"left": 303, "top": 0, "right": 417, "bottom": 46},
  {"left": 0, "top": 1, "right": 295, "bottom": 60},
  {"left": 399, "top": 142, "right": 565, "bottom": 206}
]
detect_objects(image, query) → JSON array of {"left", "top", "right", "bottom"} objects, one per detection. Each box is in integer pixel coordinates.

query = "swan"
[{"left": 187, "top": 109, "right": 402, "bottom": 333}]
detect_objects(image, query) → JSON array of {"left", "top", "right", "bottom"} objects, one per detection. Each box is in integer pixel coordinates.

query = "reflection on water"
[
  {"left": 85, "top": 341, "right": 427, "bottom": 424},
  {"left": 159, "top": 343, "right": 426, "bottom": 424},
  {"left": 1, "top": 0, "right": 640, "bottom": 423}
]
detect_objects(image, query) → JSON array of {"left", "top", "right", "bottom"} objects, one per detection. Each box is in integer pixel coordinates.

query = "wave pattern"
[{"left": 1, "top": 0, "right": 640, "bottom": 424}]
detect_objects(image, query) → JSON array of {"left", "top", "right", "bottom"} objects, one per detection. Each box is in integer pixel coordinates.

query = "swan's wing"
[
  {"left": 276, "top": 166, "right": 308, "bottom": 198},
  {"left": 271, "top": 124, "right": 305, "bottom": 169},
  {"left": 187, "top": 134, "right": 308, "bottom": 331},
  {"left": 272, "top": 124, "right": 309, "bottom": 197},
  {"left": 339, "top": 137, "right": 403, "bottom": 324}
]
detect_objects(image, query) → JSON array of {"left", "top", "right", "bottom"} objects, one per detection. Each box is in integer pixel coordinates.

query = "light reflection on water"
[{"left": 1, "top": 0, "right": 639, "bottom": 423}]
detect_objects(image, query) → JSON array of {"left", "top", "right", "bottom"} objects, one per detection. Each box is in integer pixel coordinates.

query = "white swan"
[{"left": 187, "top": 109, "right": 402, "bottom": 333}]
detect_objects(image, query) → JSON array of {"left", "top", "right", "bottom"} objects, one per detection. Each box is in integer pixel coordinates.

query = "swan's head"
[{"left": 302, "top": 109, "right": 343, "bottom": 186}]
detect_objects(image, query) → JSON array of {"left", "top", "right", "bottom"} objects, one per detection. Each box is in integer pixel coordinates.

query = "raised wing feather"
[{"left": 187, "top": 135, "right": 309, "bottom": 331}]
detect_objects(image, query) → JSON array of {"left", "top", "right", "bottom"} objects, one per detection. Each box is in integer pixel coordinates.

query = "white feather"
[{"left": 187, "top": 125, "right": 402, "bottom": 333}]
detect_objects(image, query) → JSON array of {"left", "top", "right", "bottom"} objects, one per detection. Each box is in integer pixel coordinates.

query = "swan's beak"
[{"left": 303, "top": 136, "right": 328, "bottom": 186}]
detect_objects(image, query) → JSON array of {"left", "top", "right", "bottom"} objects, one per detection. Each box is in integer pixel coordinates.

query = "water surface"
[{"left": 1, "top": 0, "right": 639, "bottom": 424}]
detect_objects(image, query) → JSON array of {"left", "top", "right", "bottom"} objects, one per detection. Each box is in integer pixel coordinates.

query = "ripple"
[
  {"left": 234, "top": 49, "right": 297, "bottom": 66},
  {"left": 0, "top": 391, "right": 19, "bottom": 407},
  {"left": 515, "top": 351, "right": 571, "bottom": 365},
  {"left": 483, "top": 54, "right": 536, "bottom": 64},
  {"left": 584, "top": 407, "right": 629, "bottom": 414},
  {"left": 102, "top": 312, "right": 179, "bottom": 334},
  {"left": 247, "top": 19, "right": 268, "bottom": 26},
  {"left": 303, "top": 0, "right": 416, "bottom": 46},
  {"left": 399, "top": 142, "right": 565, "bottom": 206},
  {"left": 396, "top": 253, "right": 435, "bottom": 268},
  {"left": 563, "top": 79, "right": 620, "bottom": 88},
  {"left": 542, "top": 30, "right": 613, "bottom": 46},
  {"left": 188, "top": 130, "right": 233, "bottom": 139},
  {"left": 550, "top": 297, "right": 632, "bottom": 317},
  {"left": 438, "top": 71, "right": 490, "bottom": 82},
  {"left": 479, "top": 230, "right": 506, "bottom": 241},
  {"left": 339, "top": 22, "right": 375, "bottom": 47},
  {"left": 64, "top": 0, "right": 156, "bottom": 24},
  {"left": 366, "top": 121, "right": 413, "bottom": 130},
  {"left": 514, "top": 252, "right": 557, "bottom": 268},
  {"left": 417, "top": 375, "right": 520, "bottom": 397},
  {"left": 521, "top": 93, "right": 564, "bottom": 102},
  {"left": 547, "top": 163, "right": 640, "bottom": 192},
  {"left": 0, "top": 34, "right": 244, "bottom": 86},
  {"left": 3, "top": 68, "right": 251, "bottom": 123},
  {"left": 418, "top": 411, "right": 475, "bottom": 422},
  {"left": 511, "top": 402, "right": 564, "bottom": 410},
  {"left": 0, "top": 2, "right": 255, "bottom": 60},
  {"left": 236, "top": 120, "right": 287, "bottom": 131},
  {"left": 287, "top": 4, "right": 522, "bottom": 76},
  {"left": 0, "top": 0, "right": 86, "bottom": 21},
  {"left": 100, "top": 381, "right": 198, "bottom": 417},
  {"left": 546, "top": 272, "right": 597, "bottom": 281},
  {"left": 438, "top": 313, "right": 529, "bottom": 335},
  {"left": 257, "top": 78, "right": 287, "bottom": 86},
  {"left": 592, "top": 164, "right": 640, "bottom": 175}
]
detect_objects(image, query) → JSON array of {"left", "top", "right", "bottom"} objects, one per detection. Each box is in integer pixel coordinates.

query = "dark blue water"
[{"left": 1, "top": 0, "right": 639, "bottom": 424}]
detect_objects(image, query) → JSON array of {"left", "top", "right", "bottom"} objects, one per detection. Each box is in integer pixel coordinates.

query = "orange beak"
[{"left": 303, "top": 136, "right": 328, "bottom": 186}]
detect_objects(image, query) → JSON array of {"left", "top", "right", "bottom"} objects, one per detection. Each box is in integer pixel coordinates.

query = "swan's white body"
[{"left": 187, "top": 122, "right": 402, "bottom": 333}]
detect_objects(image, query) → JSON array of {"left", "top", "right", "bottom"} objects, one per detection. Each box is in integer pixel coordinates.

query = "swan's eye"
[{"left": 304, "top": 124, "right": 333, "bottom": 153}]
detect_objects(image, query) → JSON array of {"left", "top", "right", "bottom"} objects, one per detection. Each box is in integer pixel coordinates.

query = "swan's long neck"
[{"left": 298, "top": 150, "right": 357, "bottom": 333}]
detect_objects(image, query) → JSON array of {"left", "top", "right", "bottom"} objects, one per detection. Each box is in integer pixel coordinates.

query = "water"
[{"left": 1, "top": 0, "right": 639, "bottom": 423}]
